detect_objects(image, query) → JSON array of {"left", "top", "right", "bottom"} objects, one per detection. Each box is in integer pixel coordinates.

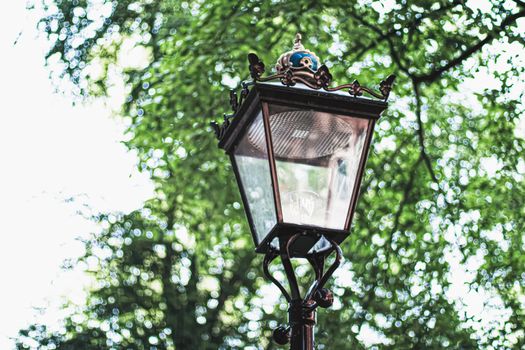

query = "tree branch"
[
  {"left": 414, "top": 9, "right": 525, "bottom": 84},
  {"left": 207, "top": 250, "right": 255, "bottom": 345},
  {"left": 413, "top": 80, "right": 439, "bottom": 185},
  {"left": 346, "top": 12, "right": 412, "bottom": 75},
  {"left": 391, "top": 157, "right": 423, "bottom": 237},
  {"left": 512, "top": 0, "right": 525, "bottom": 8},
  {"left": 344, "top": 1, "right": 465, "bottom": 75}
]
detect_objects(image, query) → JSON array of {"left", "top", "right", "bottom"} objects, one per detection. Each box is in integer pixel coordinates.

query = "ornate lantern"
[
  {"left": 213, "top": 34, "right": 394, "bottom": 257},
  {"left": 212, "top": 34, "right": 394, "bottom": 349}
]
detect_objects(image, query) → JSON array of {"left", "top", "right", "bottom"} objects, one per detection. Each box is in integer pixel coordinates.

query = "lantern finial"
[{"left": 293, "top": 33, "right": 304, "bottom": 50}]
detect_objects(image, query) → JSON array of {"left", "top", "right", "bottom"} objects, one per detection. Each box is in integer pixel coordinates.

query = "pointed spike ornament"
[
  {"left": 248, "top": 53, "right": 265, "bottom": 79},
  {"left": 379, "top": 74, "right": 396, "bottom": 101},
  {"left": 292, "top": 33, "right": 305, "bottom": 50}
]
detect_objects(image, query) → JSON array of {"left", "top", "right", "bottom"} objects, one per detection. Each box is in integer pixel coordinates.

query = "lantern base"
[
  {"left": 256, "top": 223, "right": 348, "bottom": 258},
  {"left": 263, "top": 234, "right": 343, "bottom": 350}
]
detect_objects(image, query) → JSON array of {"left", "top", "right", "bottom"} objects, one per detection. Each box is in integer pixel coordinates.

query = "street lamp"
[{"left": 212, "top": 34, "right": 394, "bottom": 349}]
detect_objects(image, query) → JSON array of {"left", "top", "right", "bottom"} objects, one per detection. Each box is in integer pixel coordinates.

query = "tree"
[{"left": 17, "top": 0, "right": 525, "bottom": 349}]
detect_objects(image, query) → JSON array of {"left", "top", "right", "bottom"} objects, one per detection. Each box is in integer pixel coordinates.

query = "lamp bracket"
[{"left": 262, "top": 234, "right": 343, "bottom": 347}]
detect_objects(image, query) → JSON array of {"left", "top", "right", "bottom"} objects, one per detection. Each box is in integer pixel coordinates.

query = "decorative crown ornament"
[
  {"left": 275, "top": 33, "right": 321, "bottom": 73},
  {"left": 246, "top": 33, "right": 394, "bottom": 100}
]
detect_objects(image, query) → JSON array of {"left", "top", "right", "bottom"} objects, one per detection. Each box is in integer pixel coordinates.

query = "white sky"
[
  {"left": 0, "top": 1, "right": 523, "bottom": 349},
  {"left": 0, "top": 3, "right": 153, "bottom": 349}
]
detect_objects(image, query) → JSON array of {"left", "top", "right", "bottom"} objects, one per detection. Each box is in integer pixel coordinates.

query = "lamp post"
[{"left": 212, "top": 34, "right": 394, "bottom": 350}]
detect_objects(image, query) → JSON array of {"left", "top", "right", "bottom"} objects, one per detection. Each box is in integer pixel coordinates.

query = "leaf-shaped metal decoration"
[{"left": 248, "top": 53, "right": 265, "bottom": 80}]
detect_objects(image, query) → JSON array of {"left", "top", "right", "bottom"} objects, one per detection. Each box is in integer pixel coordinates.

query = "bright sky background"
[
  {"left": 0, "top": 1, "right": 524, "bottom": 349},
  {"left": 0, "top": 3, "right": 153, "bottom": 349}
]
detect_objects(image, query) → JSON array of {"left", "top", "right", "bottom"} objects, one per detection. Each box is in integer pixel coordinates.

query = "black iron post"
[{"left": 288, "top": 299, "right": 316, "bottom": 350}]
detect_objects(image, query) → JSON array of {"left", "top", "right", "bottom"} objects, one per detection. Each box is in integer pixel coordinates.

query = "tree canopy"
[{"left": 17, "top": 0, "right": 525, "bottom": 349}]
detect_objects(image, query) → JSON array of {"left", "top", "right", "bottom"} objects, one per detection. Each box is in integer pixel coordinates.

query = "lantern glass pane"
[
  {"left": 234, "top": 111, "right": 277, "bottom": 244},
  {"left": 265, "top": 104, "right": 370, "bottom": 229}
]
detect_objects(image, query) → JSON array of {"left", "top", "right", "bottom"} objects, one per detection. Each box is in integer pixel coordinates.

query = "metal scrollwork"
[
  {"left": 248, "top": 53, "right": 265, "bottom": 80},
  {"left": 262, "top": 235, "right": 343, "bottom": 347},
  {"left": 212, "top": 33, "right": 395, "bottom": 141},
  {"left": 229, "top": 90, "right": 238, "bottom": 112},
  {"left": 251, "top": 33, "right": 395, "bottom": 101},
  {"left": 380, "top": 74, "right": 396, "bottom": 101},
  {"left": 211, "top": 81, "right": 252, "bottom": 139},
  {"left": 314, "top": 64, "right": 333, "bottom": 88},
  {"left": 211, "top": 113, "right": 232, "bottom": 140}
]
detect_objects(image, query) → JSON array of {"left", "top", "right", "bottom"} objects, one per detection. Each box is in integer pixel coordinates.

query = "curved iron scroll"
[
  {"left": 263, "top": 249, "right": 292, "bottom": 302},
  {"left": 306, "top": 241, "right": 343, "bottom": 302},
  {"left": 248, "top": 53, "right": 395, "bottom": 101},
  {"left": 262, "top": 235, "right": 344, "bottom": 347},
  {"left": 262, "top": 234, "right": 344, "bottom": 305}
]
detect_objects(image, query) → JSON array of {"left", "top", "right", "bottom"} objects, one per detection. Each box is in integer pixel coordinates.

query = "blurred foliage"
[{"left": 17, "top": 0, "right": 525, "bottom": 349}]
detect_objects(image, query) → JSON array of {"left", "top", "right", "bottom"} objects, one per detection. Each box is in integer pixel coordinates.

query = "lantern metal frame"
[
  {"left": 211, "top": 34, "right": 395, "bottom": 349},
  {"left": 217, "top": 82, "right": 389, "bottom": 257}
]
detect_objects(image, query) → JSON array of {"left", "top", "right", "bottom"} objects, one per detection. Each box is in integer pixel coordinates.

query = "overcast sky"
[{"left": 0, "top": 3, "right": 153, "bottom": 349}]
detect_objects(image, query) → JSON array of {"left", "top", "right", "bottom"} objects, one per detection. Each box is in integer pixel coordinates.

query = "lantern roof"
[
  {"left": 212, "top": 33, "right": 395, "bottom": 141},
  {"left": 217, "top": 82, "right": 388, "bottom": 153}
]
